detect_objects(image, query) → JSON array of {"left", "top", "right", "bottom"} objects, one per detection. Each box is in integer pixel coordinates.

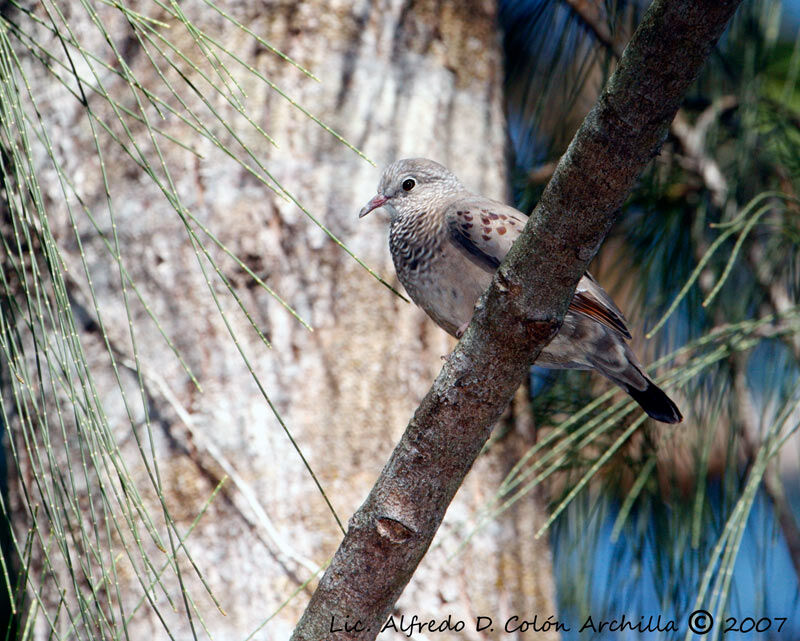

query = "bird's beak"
[{"left": 359, "top": 194, "right": 388, "bottom": 218}]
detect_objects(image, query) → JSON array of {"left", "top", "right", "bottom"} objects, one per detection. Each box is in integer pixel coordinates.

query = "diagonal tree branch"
[{"left": 291, "top": 0, "right": 743, "bottom": 639}]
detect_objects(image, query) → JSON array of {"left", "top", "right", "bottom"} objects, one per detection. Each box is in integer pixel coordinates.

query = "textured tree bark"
[
  {"left": 11, "top": 0, "right": 559, "bottom": 640},
  {"left": 290, "top": 0, "right": 743, "bottom": 639}
]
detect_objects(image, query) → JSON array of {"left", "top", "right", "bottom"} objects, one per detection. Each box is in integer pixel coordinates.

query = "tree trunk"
[{"left": 8, "top": 1, "right": 558, "bottom": 639}]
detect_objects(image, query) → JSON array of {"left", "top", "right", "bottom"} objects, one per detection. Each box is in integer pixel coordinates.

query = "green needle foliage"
[
  {"left": 3, "top": 0, "right": 800, "bottom": 638},
  {"left": 0, "top": 0, "right": 384, "bottom": 638},
  {"left": 484, "top": 0, "right": 800, "bottom": 634}
]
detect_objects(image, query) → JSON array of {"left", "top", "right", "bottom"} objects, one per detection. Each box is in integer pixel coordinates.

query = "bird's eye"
[{"left": 402, "top": 178, "right": 416, "bottom": 191}]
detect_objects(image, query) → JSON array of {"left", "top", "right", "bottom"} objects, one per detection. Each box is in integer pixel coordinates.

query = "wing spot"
[
  {"left": 499, "top": 214, "right": 508, "bottom": 220},
  {"left": 497, "top": 227, "right": 507, "bottom": 235},
  {"left": 463, "top": 222, "right": 473, "bottom": 229},
  {"left": 489, "top": 213, "right": 499, "bottom": 220},
  {"left": 464, "top": 214, "right": 473, "bottom": 221},
  {"left": 481, "top": 218, "right": 490, "bottom": 225},
  {"left": 483, "top": 227, "right": 491, "bottom": 234},
  {"left": 481, "top": 234, "right": 491, "bottom": 241}
]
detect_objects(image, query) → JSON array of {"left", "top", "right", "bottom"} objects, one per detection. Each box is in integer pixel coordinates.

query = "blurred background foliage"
[
  {"left": 0, "top": 0, "right": 799, "bottom": 639},
  {"left": 495, "top": 0, "right": 800, "bottom": 637}
]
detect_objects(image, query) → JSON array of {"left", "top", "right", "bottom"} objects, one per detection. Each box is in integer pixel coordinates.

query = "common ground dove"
[{"left": 359, "top": 158, "right": 682, "bottom": 424}]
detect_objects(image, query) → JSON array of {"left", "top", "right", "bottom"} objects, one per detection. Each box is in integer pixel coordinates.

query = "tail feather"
[{"left": 624, "top": 381, "right": 683, "bottom": 424}]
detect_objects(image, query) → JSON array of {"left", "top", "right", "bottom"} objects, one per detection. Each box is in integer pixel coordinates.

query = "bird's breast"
[{"left": 389, "top": 221, "right": 490, "bottom": 336}]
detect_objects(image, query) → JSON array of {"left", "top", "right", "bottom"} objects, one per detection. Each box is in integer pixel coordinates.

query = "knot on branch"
[
  {"left": 375, "top": 516, "right": 416, "bottom": 544},
  {"left": 495, "top": 266, "right": 522, "bottom": 297}
]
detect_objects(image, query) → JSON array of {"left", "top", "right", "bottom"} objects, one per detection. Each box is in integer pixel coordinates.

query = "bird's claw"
[{"left": 455, "top": 321, "right": 470, "bottom": 339}]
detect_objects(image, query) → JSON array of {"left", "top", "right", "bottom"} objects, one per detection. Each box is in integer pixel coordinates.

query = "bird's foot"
[{"left": 455, "top": 320, "right": 470, "bottom": 339}]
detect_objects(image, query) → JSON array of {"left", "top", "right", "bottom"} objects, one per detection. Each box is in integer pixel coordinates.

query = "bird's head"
[{"left": 358, "top": 158, "right": 464, "bottom": 221}]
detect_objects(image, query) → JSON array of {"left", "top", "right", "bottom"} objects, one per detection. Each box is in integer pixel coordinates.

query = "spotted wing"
[
  {"left": 446, "top": 199, "right": 632, "bottom": 339},
  {"left": 445, "top": 198, "right": 527, "bottom": 273}
]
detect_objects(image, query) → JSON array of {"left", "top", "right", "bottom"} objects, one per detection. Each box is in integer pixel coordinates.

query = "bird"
[{"left": 359, "top": 158, "right": 682, "bottom": 424}]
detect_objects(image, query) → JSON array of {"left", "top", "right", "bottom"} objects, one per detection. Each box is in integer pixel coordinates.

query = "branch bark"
[{"left": 291, "top": 0, "right": 743, "bottom": 638}]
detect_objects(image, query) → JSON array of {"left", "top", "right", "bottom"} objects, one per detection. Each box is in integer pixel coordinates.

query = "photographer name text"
[{"left": 330, "top": 610, "right": 788, "bottom": 637}]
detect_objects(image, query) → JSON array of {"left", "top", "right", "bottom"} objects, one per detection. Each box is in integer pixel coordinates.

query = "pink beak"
[{"left": 359, "top": 194, "right": 388, "bottom": 218}]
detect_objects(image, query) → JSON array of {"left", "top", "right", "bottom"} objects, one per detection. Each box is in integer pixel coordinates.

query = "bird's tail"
[
  {"left": 590, "top": 348, "right": 683, "bottom": 424},
  {"left": 582, "top": 328, "right": 683, "bottom": 424},
  {"left": 622, "top": 379, "right": 683, "bottom": 424}
]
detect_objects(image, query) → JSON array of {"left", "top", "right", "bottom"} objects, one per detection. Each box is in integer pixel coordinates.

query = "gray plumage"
[{"left": 359, "top": 158, "right": 682, "bottom": 423}]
